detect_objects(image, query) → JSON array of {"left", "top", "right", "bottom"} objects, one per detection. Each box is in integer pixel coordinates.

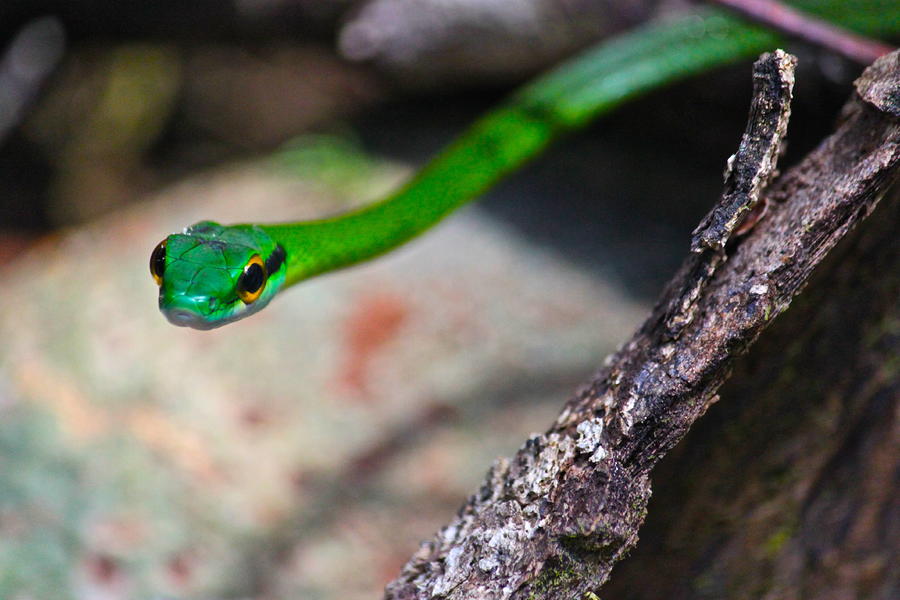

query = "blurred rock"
[
  {"left": 15, "top": 41, "right": 383, "bottom": 228},
  {"left": 0, "top": 17, "right": 66, "bottom": 145},
  {"left": 0, "top": 141, "right": 647, "bottom": 599},
  {"left": 339, "top": 0, "right": 688, "bottom": 87},
  {"left": 23, "top": 44, "right": 183, "bottom": 223},
  {"left": 181, "top": 44, "right": 383, "bottom": 149},
  {"left": 0, "top": 0, "right": 355, "bottom": 40}
]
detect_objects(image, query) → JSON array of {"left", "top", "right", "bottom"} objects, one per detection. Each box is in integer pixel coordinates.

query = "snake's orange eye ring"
[
  {"left": 237, "top": 254, "right": 267, "bottom": 304},
  {"left": 150, "top": 239, "right": 167, "bottom": 286}
]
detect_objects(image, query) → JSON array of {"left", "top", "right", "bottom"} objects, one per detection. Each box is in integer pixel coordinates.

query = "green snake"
[{"left": 151, "top": 2, "right": 898, "bottom": 329}]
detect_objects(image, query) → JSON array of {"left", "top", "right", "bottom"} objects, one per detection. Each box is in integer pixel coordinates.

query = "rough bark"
[
  {"left": 605, "top": 65, "right": 900, "bottom": 599},
  {"left": 384, "top": 49, "right": 900, "bottom": 599},
  {"left": 604, "top": 151, "right": 900, "bottom": 600}
]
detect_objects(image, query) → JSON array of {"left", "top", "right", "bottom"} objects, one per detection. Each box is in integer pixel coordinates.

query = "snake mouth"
[
  {"left": 160, "top": 294, "right": 225, "bottom": 330},
  {"left": 164, "top": 308, "right": 209, "bottom": 329}
]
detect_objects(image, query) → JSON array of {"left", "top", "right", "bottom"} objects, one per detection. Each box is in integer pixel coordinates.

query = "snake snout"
[
  {"left": 164, "top": 307, "right": 209, "bottom": 329},
  {"left": 161, "top": 295, "right": 219, "bottom": 330},
  {"left": 168, "top": 309, "right": 197, "bottom": 324}
]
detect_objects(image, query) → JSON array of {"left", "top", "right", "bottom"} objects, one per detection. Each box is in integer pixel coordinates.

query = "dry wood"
[
  {"left": 384, "top": 49, "right": 900, "bottom": 599},
  {"left": 605, "top": 155, "right": 900, "bottom": 600}
]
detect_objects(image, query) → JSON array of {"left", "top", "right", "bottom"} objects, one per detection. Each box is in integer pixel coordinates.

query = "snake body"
[{"left": 151, "top": 3, "right": 898, "bottom": 329}]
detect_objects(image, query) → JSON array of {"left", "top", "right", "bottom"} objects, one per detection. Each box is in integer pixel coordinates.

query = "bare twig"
[
  {"left": 665, "top": 50, "right": 795, "bottom": 338},
  {"left": 384, "top": 49, "right": 900, "bottom": 599},
  {"left": 708, "top": 0, "right": 895, "bottom": 64}
]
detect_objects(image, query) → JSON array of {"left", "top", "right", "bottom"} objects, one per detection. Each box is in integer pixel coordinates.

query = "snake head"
[{"left": 150, "top": 221, "right": 287, "bottom": 329}]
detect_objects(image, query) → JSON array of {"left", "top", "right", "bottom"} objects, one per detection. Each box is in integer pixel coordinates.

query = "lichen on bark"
[{"left": 385, "top": 49, "right": 900, "bottom": 600}]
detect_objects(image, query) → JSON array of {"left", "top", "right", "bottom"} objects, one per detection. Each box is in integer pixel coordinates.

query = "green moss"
[
  {"left": 630, "top": 496, "right": 649, "bottom": 523},
  {"left": 528, "top": 558, "right": 582, "bottom": 599},
  {"left": 692, "top": 570, "right": 718, "bottom": 595},
  {"left": 883, "top": 353, "right": 900, "bottom": 379},
  {"left": 763, "top": 524, "right": 795, "bottom": 557}
]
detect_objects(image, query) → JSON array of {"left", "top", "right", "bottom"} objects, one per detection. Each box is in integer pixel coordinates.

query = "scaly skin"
[
  {"left": 153, "top": 3, "right": 899, "bottom": 329},
  {"left": 154, "top": 222, "right": 286, "bottom": 328}
]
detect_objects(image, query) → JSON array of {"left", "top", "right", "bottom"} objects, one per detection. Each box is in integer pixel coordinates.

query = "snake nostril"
[{"left": 163, "top": 304, "right": 217, "bottom": 329}]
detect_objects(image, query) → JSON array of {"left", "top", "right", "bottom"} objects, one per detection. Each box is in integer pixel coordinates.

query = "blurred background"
[{"left": 0, "top": 1, "right": 886, "bottom": 599}]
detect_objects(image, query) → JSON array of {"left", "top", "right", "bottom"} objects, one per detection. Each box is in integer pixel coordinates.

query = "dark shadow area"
[{"left": 353, "top": 57, "right": 853, "bottom": 298}]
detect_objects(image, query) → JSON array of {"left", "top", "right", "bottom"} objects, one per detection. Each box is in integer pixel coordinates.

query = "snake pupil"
[
  {"left": 242, "top": 264, "right": 264, "bottom": 293},
  {"left": 237, "top": 255, "right": 268, "bottom": 303},
  {"left": 150, "top": 240, "right": 167, "bottom": 286}
]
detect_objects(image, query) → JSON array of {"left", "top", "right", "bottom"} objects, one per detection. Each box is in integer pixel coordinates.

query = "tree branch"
[
  {"left": 708, "top": 0, "right": 895, "bottom": 65},
  {"left": 384, "top": 48, "right": 900, "bottom": 599}
]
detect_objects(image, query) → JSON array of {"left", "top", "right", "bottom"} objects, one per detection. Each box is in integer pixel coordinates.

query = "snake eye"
[
  {"left": 237, "top": 254, "right": 267, "bottom": 304},
  {"left": 150, "top": 240, "right": 167, "bottom": 286}
]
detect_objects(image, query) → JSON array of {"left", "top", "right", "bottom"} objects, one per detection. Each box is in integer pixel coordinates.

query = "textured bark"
[
  {"left": 384, "top": 49, "right": 900, "bottom": 599},
  {"left": 604, "top": 158, "right": 900, "bottom": 600},
  {"left": 605, "top": 58, "right": 900, "bottom": 600}
]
